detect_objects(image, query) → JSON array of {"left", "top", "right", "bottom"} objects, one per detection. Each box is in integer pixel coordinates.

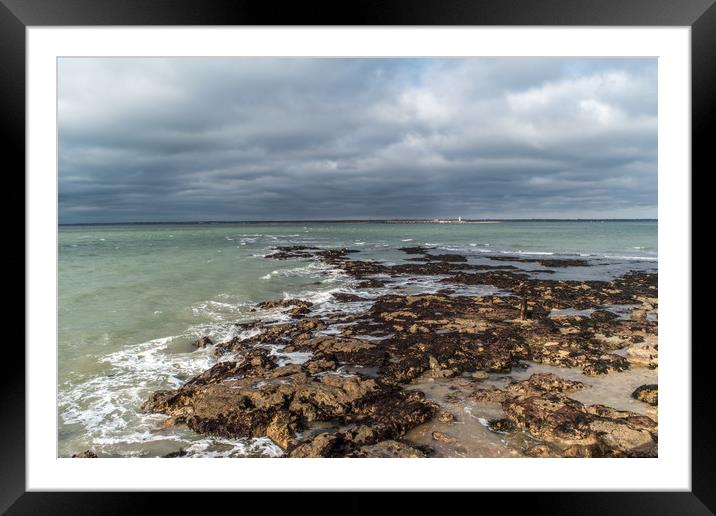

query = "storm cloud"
[{"left": 58, "top": 58, "right": 657, "bottom": 223}]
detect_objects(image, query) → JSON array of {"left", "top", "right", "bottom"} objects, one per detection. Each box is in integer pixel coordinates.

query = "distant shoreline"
[
  {"left": 59, "top": 219, "right": 658, "bottom": 227},
  {"left": 387, "top": 220, "right": 501, "bottom": 224}
]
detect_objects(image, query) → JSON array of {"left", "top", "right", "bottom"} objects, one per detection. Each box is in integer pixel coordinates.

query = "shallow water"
[
  {"left": 58, "top": 220, "right": 657, "bottom": 457},
  {"left": 405, "top": 376, "right": 533, "bottom": 458}
]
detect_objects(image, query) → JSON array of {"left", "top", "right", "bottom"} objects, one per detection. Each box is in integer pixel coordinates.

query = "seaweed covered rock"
[
  {"left": 253, "top": 298, "right": 313, "bottom": 317},
  {"left": 471, "top": 373, "right": 587, "bottom": 403},
  {"left": 631, "top": 384, "right": 658, "bottom": 406},
  {"left": 144, "top": 357, "right": 437, "bottom": 453},
  {"left": 193, "top": 336, "right": 214, "bottom": 348},
  {"left": 468, "top": 372, "right": 657, "bottom": 457},
  {"left": 72, "top": 450, "right": 98, "bottom": 458},
  {"left": 487, "top": 418, "right": 517, "bottom": 433},
  {"left": 503, "top": 395, "right": 657, "bottom": 457},
  {"left": 348, "top": 440, "right": 427, "bottom": 458}
]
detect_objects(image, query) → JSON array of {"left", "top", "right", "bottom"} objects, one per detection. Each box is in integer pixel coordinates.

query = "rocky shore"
[{"left": 142, "top": 245, "right": 658, "bottom": 458}]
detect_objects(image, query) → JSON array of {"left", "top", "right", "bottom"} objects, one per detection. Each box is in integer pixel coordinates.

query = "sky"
[{"left": 58, "top": 58, "right": 657, "bottom": 223}]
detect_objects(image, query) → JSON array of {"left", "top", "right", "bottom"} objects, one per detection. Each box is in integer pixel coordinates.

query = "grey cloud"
[{"left": 58, "top": 57, "right": 657, "bottom": 223}]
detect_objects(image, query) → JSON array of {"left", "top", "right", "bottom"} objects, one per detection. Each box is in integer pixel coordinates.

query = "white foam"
[
  {"left": 316, "top": 366, "right": 356, "bottom": 378},
  {"left": 257, "top": 343, "right": 313, "bottom": 366},
  {"left": 59, "top": 335, "right": 221, "bottom": 453},
  {"left": 603, "top": 255, "right": 658, "bottom": 261},
  {"left": 260, "top": 262, "right": 338, "bottom": 282},
  {"left": 183, "top": 437, "right": 283, "bottom": 458},
  {"left": 190, "top": 299, "right": 252, "bottom": 322}
]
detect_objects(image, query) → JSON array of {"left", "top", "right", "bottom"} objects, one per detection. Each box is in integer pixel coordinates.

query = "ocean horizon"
[{"left": 60, "top": 218, "right": 658, "bottom": 226}]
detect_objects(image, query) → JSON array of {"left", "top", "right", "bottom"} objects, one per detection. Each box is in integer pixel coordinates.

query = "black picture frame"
[{"left": 5, "top": 0, "right": 709, "bottom": 513}]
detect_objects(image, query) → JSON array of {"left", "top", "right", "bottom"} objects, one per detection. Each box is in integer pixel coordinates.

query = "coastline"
[{"left": 124, "top": 244, "right": 659, "bottom": 458}]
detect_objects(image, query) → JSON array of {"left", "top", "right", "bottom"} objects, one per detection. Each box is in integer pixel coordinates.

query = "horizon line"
[{"left": 59, "top": 218, "right": 658, "bottom": 226}]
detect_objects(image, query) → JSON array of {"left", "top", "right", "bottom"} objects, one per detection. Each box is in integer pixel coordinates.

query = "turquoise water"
[{"left": 58, "top": 220, "right": 657, "bottom": 457}]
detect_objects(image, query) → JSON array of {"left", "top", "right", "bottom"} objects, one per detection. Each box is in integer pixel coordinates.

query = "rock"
[
  {"left": 438, "top": 411, "right": 456, "bottom": 424},
  {"left": 507, "top": 373, "right": 588, "bottom": 396},
  {"left": 357, "top": 279, "right": 387, "bottom": 289},
  {"left": 627, "top": 341, "right": 658, "bottom": 369},
  {"left": 472, "top": 373, "right": 587, "bottom": 404},
  {"left": 422, "top": 253, "right": 468, "bottom": 263},
  {"left": 562, "top": 444, "right": 600, "bottom": 458},
  {"left": 487, "top": 256, "right": 590, "bottom": 268},
  {"left": 582, "top": 354, "right": 630, "bottom": 376},
  {"left": 144, "top": 370, "right": 375, "bottom": 439},
  {"left": 488, "top": 418, "right": 516, "bottom": 433},
  {"left": 529, "top": 333, "right": 632, "bottom": 376},
  {"left": 159, "top": 416, "right": 177, "bottom": 429},
  {"left": 398, "top": 246, "right": 431, "bottom": 255},
  {"left": 630, "top": 309, "right": 648, "bottom": 322},
  {"left": 163, "top": 449, "right": 187, "bottom": 458},
  {"left": 348, "top": 440, "right": 426, "bottom": 458},
  {"left": 631, "top": 384, "right": 658, "bottom": 406},
  {"left": 503, "top": 395, "right": 657, "bottom": 457},
  {"left": 591, "top": 310, "right": 618, "bottom": 322},
  {"left": 427, "top": 367, "right": 460, "bottom": 379},
  {"left": 193, "top": 336, "right": 214, "bottom": 348},
  {"left": 408, "top": 323, "right": 430, "bottom": 334},
  {"left": 302, "top": 358, "right": 337, "bottom": 375},
  {"left": 214, "top": 317, "right": 328, "bottom": 355},
  {"left": 265, "top": 411, "right": 294, "bottom": 449},
  {"left": 254, "top": 298, "right": 313, "bottom": 318},
  {"left": 288, "top": 306, "right": 311, "bottom": 317},
  {"left": 332, "top": 293, "right": 368, "bottom": 303},
  {"left": 524, "top": 444, "right": 554, "bottom": 457},
  {"left": 470, "top": 388, "right": 509, "bottom": 403},
  {"left": 471, "top": 371, "right": 489, "bottom": 380},
  {"left": 585, "top": 404, "right": 658, "bottom": 430},
  {"left": 295, "top": 336, "right": 385, "bottom": 367},
  {"left": 288, "top": 433, "right": 341, "bottom": 458},
  {"left": 351, "top": 389, "right": 439, "bottom": 438},
  {"left": 588, "top": 418, "right": 655, "bottom": 454},
  {"left": 144, "top": 359, "right": 437, "bottom": 458},
  {"left": 431, "top": 431, "right": 455, "bottom": 444},
  {"left": 72, "top": 450, "right": 97, "bottom": 458},
  {"left": 266, "top": 245, "right": 322, "bottom": 260},
  {"left": 299, "top": 336, "right": 375, "bottom": 354}
]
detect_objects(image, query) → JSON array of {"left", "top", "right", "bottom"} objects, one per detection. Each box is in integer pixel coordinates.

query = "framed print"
[{"left": 6, "top": 0, "right": 711, "bottom": 512}]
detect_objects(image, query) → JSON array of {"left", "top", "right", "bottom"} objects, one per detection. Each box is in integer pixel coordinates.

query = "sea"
[{"left": 58, "top": 220, "right": 657, "bottom": 457}]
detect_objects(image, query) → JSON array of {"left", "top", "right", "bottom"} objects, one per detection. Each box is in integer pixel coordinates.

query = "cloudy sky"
[{"left": 58, "top": 58, "right": 657, "bottom": 223}]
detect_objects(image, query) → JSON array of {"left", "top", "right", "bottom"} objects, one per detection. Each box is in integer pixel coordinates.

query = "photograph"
[{"left": 57, "top": 56, "right": 660, "bottom": 459}]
